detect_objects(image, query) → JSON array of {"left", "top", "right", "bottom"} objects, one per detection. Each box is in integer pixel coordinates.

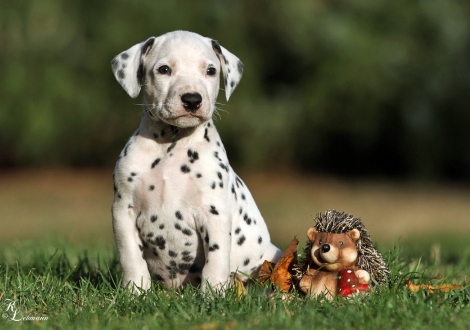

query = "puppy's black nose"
[
  {"left": 321, "top": 244, "right": 330, "bottom": 253},
  {"left": 181, "top": 93, "right": 202, "bottom": 112}
]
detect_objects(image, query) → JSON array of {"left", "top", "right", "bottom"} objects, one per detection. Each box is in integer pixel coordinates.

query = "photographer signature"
[{"left": 2, "top": 299, "right": 48, "bottom": 322}]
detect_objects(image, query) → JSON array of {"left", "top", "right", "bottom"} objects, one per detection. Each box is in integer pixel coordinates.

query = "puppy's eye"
[
  {"left": 319, "top": 240, "right": 322, "bottom": 245},
  {"left": 158, "top": 65, "right": 171, "bottom": 75},
  {"left": 206, "top": 67, "right": 217, "bottom": 76},
  {"left": 339, "top": 241, "right": 343, "bottom": 246}
]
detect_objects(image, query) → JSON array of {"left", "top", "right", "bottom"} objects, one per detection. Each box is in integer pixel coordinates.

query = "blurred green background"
[{"left": 2, "top": 0, "right": 470, "bottom": 180}]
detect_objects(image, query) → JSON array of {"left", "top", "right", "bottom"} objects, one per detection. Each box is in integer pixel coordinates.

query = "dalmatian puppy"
[{"left": 111, "top": 31, "right": 282, "bottom": 292}]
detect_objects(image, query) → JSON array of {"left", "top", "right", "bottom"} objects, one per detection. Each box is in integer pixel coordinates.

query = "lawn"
[
  {"left": 0, "top": 239, "right": 469, "bottom": 329},
  {"left": 0, "top": 170, "right": 469, "bottom": 329}
]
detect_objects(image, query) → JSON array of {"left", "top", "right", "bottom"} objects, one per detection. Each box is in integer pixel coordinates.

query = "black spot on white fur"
[
  {"left": 123, "top": 141, "right": 132, "bottom": 157},
  {"left": 175, "top": 211, "right": 183, "bottom": 220},
  {"left": 137, "top": 37, "right": 155, "bottom": 85},
  {"left": 151, "top": 158, "right": 161, "bottom": 168},
  {"left": 209, "top": 205, "right": 219, "bottom": 215},
  {"left": 181, "top": 164, "right": 191, "bottom": 173},
  {"left": 154, "top": 236, "right": 166, "bottom": 250},
  {"left": 188, "top": 149, "right": 199, "bottom": 163},
  {"left": 237, "top": 235, "right": 246, "bottom": 245},
  {"left": 118, "top": 69, "right": 125, "bottom": 79},
  {"left": 219, "top": 163, "right": 228, "bottom": 172},
  {"left": 167, "top": 141, "right": 177, "bottom": 153},
  {"left": 182, "top": 255, "right": 194, "bottom": 262},
  {"left": 243, "top": 214, "right": 251, "bottom": 225},
  {"left": 237, "top": 60, "right": 243, "bottom": 75},
  {"left": 231, "top": 185, "right": 237, "bottom": 200},
  {"left": 243, "top": 258, "right": 250, "bottom": 266},
  {"left": 182, "top": 228, "right": 192, "bottom": 236},
  {"left": 111, "top": 58, "right": 119, "bottom": 71},
  {"left": 211, "top": 40, "right": 222, "bottom": 54}
]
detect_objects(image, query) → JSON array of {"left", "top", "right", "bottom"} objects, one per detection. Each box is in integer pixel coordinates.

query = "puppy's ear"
[
  {"left": 307, "top": 227, "right": 318, "bottom": 242},
  {"left": 211, "top": 39, "right": 243, "bottom": 101},
  {"left": 111, "top": 37, "right": 156, "bottom": 98}
]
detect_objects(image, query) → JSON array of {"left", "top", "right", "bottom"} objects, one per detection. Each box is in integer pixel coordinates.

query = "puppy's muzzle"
[{"left": 181, "top": 93, "right": 202, "bottom": 113}]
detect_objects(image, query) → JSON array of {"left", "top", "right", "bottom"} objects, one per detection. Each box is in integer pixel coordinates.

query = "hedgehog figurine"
[{"left": 294, "top": 210, "right": 390, "bottom": 299}]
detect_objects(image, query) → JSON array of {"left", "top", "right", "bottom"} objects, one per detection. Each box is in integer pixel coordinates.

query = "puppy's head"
[{"left": 111, "top": 31, "right": 243, "bottom": 128}]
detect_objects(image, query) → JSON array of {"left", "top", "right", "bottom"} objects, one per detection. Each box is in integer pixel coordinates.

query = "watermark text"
[{"left": 2, "top": 299, "right": 48, "bottom": 322}]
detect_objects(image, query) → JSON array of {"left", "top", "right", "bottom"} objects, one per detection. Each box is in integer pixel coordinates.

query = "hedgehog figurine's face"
[{"left": 307, "top": 227, "right": 360, "bottom": 272}]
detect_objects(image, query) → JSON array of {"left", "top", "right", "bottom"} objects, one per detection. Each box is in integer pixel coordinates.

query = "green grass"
[{"left": 1, "top": 239, "right": 469, "bottom": 329}]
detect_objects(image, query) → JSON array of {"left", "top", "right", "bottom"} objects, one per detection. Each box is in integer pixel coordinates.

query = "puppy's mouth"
[
  {"left": 173, "top": 113, "right": 203, "bottom": 120},
  {"left": 162, "top": 113, "right": 206, "bottom": 128}
]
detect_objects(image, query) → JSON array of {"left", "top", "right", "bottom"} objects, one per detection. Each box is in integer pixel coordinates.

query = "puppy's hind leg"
[{"left": 262, "top": 243, "right": 283, "bottom": 264}]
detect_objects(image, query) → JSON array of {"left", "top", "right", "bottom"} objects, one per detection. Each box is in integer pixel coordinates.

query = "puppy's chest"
[
  {"left": 117, "top": 134, "right": 229, "bottom": 219},
  {"left": 137, "top": 142, "right": 225, "bottom": 203}
]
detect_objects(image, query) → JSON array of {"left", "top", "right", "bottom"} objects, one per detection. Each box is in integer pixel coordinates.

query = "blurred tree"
[{"left": 0, "top": 0, "right": 469, "bottom": 181}]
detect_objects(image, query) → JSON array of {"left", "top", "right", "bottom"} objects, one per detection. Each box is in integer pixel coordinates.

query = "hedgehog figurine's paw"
[{"left": 355, "top": 269, "right": 370, "bottom": 285}]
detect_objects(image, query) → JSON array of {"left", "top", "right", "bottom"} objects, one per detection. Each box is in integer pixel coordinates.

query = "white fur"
[{"left": 111, "top": 31, "right": 281, "bottom": 292}]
